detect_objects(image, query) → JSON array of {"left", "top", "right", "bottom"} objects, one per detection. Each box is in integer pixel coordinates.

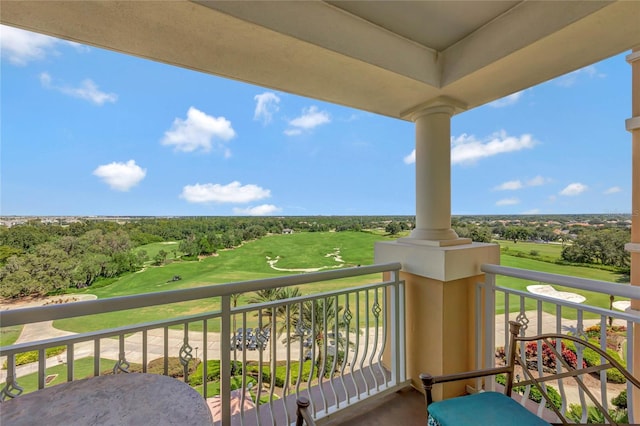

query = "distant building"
[{"left": 282, "top": 229, "right": 294, "bottom": 234}]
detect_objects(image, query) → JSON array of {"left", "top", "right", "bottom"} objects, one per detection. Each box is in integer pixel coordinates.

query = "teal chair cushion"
[{"left": 428, "top": 391, "right": 551, "bottom": 426}]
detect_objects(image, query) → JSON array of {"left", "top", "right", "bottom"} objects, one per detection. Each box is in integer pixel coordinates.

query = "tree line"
[
  {"left": 0, "top": 216, "right": 409, "bottom": 299},
  {"left": 0, "top": 215, "right": 631, "bottom": 299}
]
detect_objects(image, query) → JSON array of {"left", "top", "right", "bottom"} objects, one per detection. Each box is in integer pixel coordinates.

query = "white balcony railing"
[
  {"left": 0, "top": 263, "right": 407, "bottom": 425},
  {"left": 479, "top": 264, "right": 640, "bottom": 423}
]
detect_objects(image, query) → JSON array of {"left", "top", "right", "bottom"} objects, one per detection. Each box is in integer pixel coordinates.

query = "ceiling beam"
[{"left": 196, "top": 0, "right": 441, "bottom": 87}]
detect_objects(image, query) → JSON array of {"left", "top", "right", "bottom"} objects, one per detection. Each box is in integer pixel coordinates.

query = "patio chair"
[{"left": 421, "top": 320, "right": 640, "bottom": 426}]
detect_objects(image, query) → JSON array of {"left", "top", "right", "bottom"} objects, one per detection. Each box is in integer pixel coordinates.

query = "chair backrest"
[{"left": 504, "top": 320, "right": 640, "bottom": 425}]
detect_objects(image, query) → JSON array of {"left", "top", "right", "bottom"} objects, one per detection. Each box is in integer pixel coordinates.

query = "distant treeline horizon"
[{"left": 1, "top": 213, "right": 633, "bottom": 220}]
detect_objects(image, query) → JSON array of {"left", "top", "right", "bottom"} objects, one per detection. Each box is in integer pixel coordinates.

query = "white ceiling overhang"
[{"left": 2, "top": 0, "right": 639, "bottom": 119}]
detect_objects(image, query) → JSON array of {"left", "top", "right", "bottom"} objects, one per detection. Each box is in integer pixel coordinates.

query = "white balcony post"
[
  {"left": 401, "top": 97, "right": 470, "bottom": 246},
  {"left": 626, "top": 46, "right": 640, "bottom": 420},
  {"left": 220, "top": 294, "right": 231, "bottom": 425}
]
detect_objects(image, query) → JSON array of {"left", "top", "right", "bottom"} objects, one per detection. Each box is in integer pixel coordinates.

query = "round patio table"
[{"left": 1, "top": 373, "right": 213, "bottom": 425}]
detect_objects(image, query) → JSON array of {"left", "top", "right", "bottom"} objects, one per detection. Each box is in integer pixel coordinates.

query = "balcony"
[{"left": 1, "top": 261, "right": 638, "bottom": 425}]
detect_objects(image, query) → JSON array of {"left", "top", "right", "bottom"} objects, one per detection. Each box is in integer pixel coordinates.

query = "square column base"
[
  {"left": 375, "top": 240, "right": 499, "bottom": 282},
  {"left": 376, "top": 240, "right": 500, "bottom": 398}
]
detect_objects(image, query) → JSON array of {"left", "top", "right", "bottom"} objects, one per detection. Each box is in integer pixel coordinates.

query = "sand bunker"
[
  {"left": 266, "top": 249, "right": 345, "bottom": 272},
  {"left": 526, "top": 285, "right": 586, "bottom": 303},
  {"left": 612, "top": 300, "right": 631, "bottom": 311}
]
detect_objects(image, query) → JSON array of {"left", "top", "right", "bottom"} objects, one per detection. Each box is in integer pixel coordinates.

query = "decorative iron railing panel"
[
  {"left": 0, "top": 263, "right": 406, "bottom": 425},
  {"left": 478, "top": 264, "right": 640, "bottom": 423}
]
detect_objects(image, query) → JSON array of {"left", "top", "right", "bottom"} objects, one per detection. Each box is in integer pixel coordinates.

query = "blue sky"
[{"left": 0, "top": 25, "right": 632, "bottom": 216}]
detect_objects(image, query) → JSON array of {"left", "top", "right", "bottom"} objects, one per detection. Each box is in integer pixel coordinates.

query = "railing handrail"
[
  {"left": 481, "top": 264, "right": 640, "bottom": 300},
  {"left": 0, "top": 279, "right": 400, "bottom": 355},
  {"left": 0, "top": 262, "right": 401, "bottom": 328}
]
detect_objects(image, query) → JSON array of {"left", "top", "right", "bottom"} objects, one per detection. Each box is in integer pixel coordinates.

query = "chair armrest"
[
  {"left": 421, "top": 366, "right": 512, "bottom": 386},
  {"left": 420, "top": 366, "right": 512, "bottom": 406},
  {"left": 296, "top": 396, "right": 315, "bottom": 426}
]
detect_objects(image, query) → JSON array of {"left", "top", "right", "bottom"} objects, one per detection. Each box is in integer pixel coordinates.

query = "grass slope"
[
  {"left": 499, "top": 254, "right": 627, "bottom": 318},
  {"left": 13, "top": 357, "right": 115, "bottom": 395},
  {"left": 53, "top": 232, "right": 393, "bottom": 333},
  {"left": 25, "top": 233, "right": 631, "bottom": 333}
]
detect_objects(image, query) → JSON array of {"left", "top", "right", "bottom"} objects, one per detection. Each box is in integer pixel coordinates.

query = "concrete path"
[{"left": 2, "top": 319, "right": 384, "bottom": 382}]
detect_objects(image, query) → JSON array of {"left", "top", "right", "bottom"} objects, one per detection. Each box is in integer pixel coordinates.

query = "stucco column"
[
  {"left": 625, "top": 47, "right": 640, "bottom": 417},
  {"left": 401, "top": 99, "right": 471, "bottom": 246},
  {"left": 376, "top": 97, "right": 496, "bottom": 396}
]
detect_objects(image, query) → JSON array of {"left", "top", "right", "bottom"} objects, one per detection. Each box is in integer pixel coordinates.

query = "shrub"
[
  {"left": 245, "top": 364, "right": 285, "bottom": 387},
  {"left": 190, "top": 360, "right": 242, "bottom": 386},
  {"left": 101, "top": 361, "right": 144, "bottom": 375},
  {"left": 241, "top": 360, "right": 315, "bottom": 388},
  {"left": 564, "top": 340, "right": 626, "bottom": 384},
  {"left": 568, "top": 404, "right": 628, "bottom": 424},
  {"left": 147, "top": 357, "right": 199, "bottom": 378},
  {"left": 583, "top": 324, "right": 628, "bottom": 351},
  {"left": 584, "top": 324, "right": 627, "bottom": 337},
  {"left": 612, "top": 390, "right": 627, "bottom": 409},
  {"left": 3, "top": 346, "right": 66, "bottom": 369},
  {"left": 521, "top": 340, "right": 586, "bottom": 371},
  {"left": 496, "top": 374, "right": 562, "bottom": 410},
  {"left": 318, "top": 350, "right": 345, "bottom": 378},
  {"left": 529, "top": 250, "right": 539, "bottom": 256}
]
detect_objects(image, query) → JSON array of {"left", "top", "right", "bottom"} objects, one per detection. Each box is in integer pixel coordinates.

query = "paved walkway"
[
  {"left": 494, "top": 310, "right": 627, "bottom": 343},
  {"left": 1, "top": 320, "right": 384, "bottom": 382}
]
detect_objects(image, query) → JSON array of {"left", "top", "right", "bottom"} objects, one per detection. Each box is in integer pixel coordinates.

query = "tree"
[
  {"left": 503, "top": 226, "right": 531, "bottom": 243},
  {"left": 136, "top": 249, "right": 148, "bottom": 265},
  {"left": 385, "top": 222, "right": 402, "bottom": 235},
  {"left": 73, "top": 254, "right": 109, "bottom": 288},
  {"left": 561, "top": 228, "right": 630, "bottom": 271},
  {"left": 154, "top": 249, "right": 168, "bottom": 266},
  {"left": 0, "top": 246, "right": 23, "bottom": 265},
  {"left": 248, "top": 287, "right": 302, "bottom": 331},
  {"left": 179, "top": 234, "right": 199, "bottom": 257},
  {"left": 287, "top": 297, "right": 351, "bottom": 378}
]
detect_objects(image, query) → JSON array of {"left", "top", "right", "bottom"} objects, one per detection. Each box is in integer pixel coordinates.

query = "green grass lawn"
[
  {"left": 39, "top": 232, "right": 630, "bottom": 333},
  {"left": 1, "top": 325, "right": 22, "bottom": 347},
  {"left": 13, "top": 357, "right": 116, "bottom": 395},
  {"left": 498, "top": 254, "right": 628, "bottom": 319},
  {"left": 134, "top": 241, "right": 181, "bottom": 264},
  {"left": 53, "top": 232, "right": 393, "bottom": 333},
  {"left": 497, "top": 240, "right": 564, "bottom": 262}
]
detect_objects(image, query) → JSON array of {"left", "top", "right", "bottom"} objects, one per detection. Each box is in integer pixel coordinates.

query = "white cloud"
[
  {"left": 493, "top": 175, "right": 550, "bottom": 191},
  {"left": 254, "top": 92, "right": 280, "bottom": 124},
  {"left": 40, "top": 72, "right": 117, "bottom": 105},
  {"left": 284, "top": 129, "right": 302, "bottom": 136},
  {"left": 403, "top": 150, "right": 416, "bottom": 165},
  {"left": 493, "top": 180, "right": 523, "bottom": 191},
  {"left": 556, "top": 65, "right": 606, "bottom": 87},
  {"left": 162, "top": 107, "right": 236, "bottom": 153},
  {"left": 233, "top": 204, "right": 282, "bottom": 216},
  {"left": 604, "top": 186, "right": 621, "bottom": 195},
  {"left": 93, "top": 160, "right": 146, "bottom": 191},
  {"left": 451, "top": 130, "right": 536, "bottom": 165},
  {"left": 522, "top": 208, "right": 541, "bottom": 214},
  {"left": 559, "top": 183, "right": 588, "bottom": 196},
  {"left": 1, "top": 25, "right": 60, "bottom": 65},
  {"left": 180, "top": 181, "right": 270, "bottom": 204},
  {"left": 488, "top": 91, "right": 524, "bottom": 108},
  {"left": 404, "top": 132, "right": 538, "bottom": 166},
  {"left": 526, "top": 175, "right": 550, "bottom": 187},
  {"left": 285, "top": 106, "right": 330, "bottom": 135},
  {"left": 496, "top": 198, "right": 520, "bottom": 206}
]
